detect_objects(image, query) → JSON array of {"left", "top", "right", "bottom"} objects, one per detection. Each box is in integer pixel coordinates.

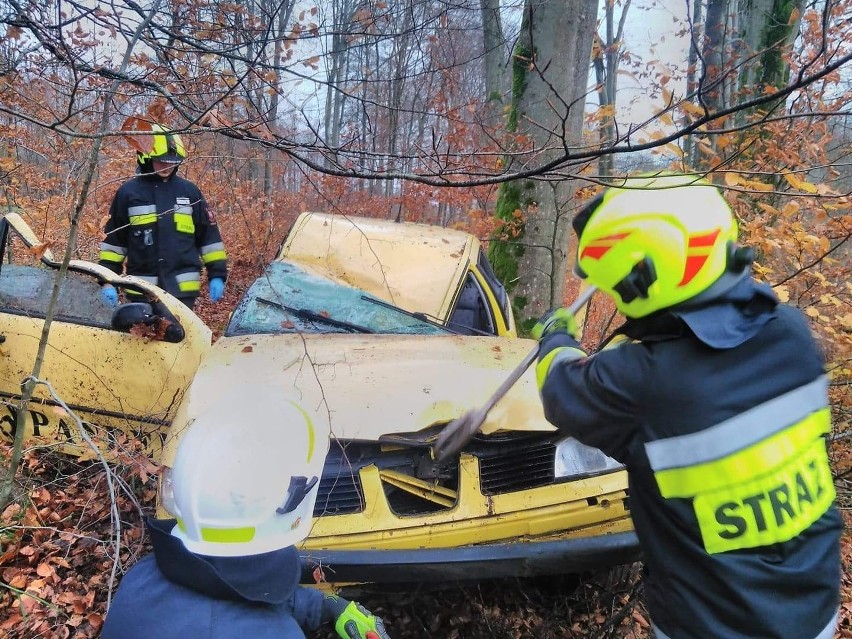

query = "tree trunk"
[
  {"left": 698, "top": 0, "right": 736, "bottom": 167},
  {"left": 480, "top": 0, "right": 505, "bottom": 127},
  {"left": 594, "top": 0, "right": 631, "bottom": 179},
  {"left": 731, "top": 0, "right": 805, "bottom": 127},
  {"left": 683, "top": 0, "right": 704, "bottom": 166},
  {"left": 264, "top": 0, "right": 295, "bottom": 199},
  {"left": 489, "top": 0, "right": 598, "bottom": 332}
]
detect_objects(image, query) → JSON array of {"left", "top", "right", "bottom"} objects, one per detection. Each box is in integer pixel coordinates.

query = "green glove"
[
  {"left": 531, "top": 307, "right": 579, "bottom": 340},
  {"left": 324, "top": 595, "right": 391, "bottom": 639}
]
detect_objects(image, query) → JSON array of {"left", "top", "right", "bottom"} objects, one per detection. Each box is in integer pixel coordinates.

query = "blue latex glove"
[
  {"left": 208, "top": 278, "right": 225, "bottom": 302},
  {"left": 100, "top": 285, "right": 118, "bottom": 307}
]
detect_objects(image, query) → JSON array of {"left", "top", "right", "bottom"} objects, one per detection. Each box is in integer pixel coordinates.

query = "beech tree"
[{"left": 488, "top": 0, "right": 598, "bottom": 328}]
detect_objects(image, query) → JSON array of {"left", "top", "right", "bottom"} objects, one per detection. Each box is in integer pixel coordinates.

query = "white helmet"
[{"left": 169, "top": 385, "right": 330, "bottom": 557}]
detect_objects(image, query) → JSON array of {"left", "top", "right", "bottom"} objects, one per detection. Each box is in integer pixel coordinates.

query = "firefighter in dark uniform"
[
  {"left": 99, "top": 124, "right": 227, "bottom": 309},
  {"left": 533, "top": 175, "right": 841, "bottom": 639},
  {"left": 101, "top": 389, "right": 392, "bottom": 639}
]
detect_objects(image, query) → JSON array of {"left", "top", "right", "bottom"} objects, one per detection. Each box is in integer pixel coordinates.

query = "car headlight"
[
  {"left": 554, "top": 436, "right": 622, "bottom": 479},
  {"left": 159, "top": 466, "right": 177, "bottom": 516}
]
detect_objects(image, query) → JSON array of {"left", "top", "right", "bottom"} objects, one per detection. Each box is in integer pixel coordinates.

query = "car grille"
[
  {"left": 313, "top": 435, "right": 561, "bottom": 517},
  {"left": 477, "top": 438, "right": 556, "bottom": 495},
  {"left": 314, "top": 441, "right": 365, "bottom": 516}
]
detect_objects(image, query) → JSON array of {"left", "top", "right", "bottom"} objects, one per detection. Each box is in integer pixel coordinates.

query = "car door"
[
  {"left": 447, "top": 249, "right": 517, "bottom": 337},
  {"left": 0, "top": 212, "right": 211, "bottom": 460}
]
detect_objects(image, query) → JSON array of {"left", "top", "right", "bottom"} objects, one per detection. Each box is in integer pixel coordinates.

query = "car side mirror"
[{"left": 111, "top": 302, "right": 185, "bottom": 343}]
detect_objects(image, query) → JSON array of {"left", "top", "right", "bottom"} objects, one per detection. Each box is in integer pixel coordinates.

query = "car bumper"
[{"left": 300, "top": 530, "right": 641, "bottom": 584}]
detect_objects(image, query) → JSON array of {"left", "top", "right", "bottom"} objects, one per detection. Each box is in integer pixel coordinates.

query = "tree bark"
[
  {"left": 594, "top": 0, "right": 631, "bottom": 178},
  {"left": 480, "top": 0, "right": 506, "bottom": 127},
  {"left": 683, "top": 0, "right": 704, "bottom": 166},
  {"left": 489, "top": 0, "right": 598, "bottom": 332},
  {"left": 732, "top": 0, "right": 805, "bottom": 127}
]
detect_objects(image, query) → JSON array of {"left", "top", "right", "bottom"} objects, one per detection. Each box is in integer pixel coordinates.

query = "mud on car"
[{"left": 157, "top": 211, "right": 639, "bottom": 587}]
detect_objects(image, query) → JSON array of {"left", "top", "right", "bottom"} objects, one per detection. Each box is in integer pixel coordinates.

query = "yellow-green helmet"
[
  {"left": 573, "top": 175, "right": 749, "bottom": 318},
  {"left": 136, "top": 123, "right": 186, "bottom": 165}
]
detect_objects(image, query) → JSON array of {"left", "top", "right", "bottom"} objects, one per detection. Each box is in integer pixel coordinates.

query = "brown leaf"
[
  {"left": 0, "top": 546, "right": 19, "bottom": 565},
  {"left": 120, "top": 116, "right": 154, "bottom": 154},
  {"left": 29, "top": 242, "right": 54, "bottom": 260},
  {"left": 67, "top": 614, "right": 84, "bottom": 628},
  {"left": 632, "top": 611, "right": 650, "bottom": 628},
  {"left": 242, "top": 345, "right": 253, "bottom": 353},
  {"left": 1, "top": 503, "right": 22, "bottom": 521},
  {"left": 8, "top": 573, "right": 27, "bottom": 589},
  {"left": 36, "top": 562, "right": 53, "bottom": 578},
  {"left": 87, "top": 613, "right": 103, "bottom": 631},
  {"left": 19, "top": 593, "right": 40, "bottom": 615}
]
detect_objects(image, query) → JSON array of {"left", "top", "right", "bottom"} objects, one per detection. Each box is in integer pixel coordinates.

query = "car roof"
[{"left": 277, "top": 212, "right": 479, "bottom": 322}]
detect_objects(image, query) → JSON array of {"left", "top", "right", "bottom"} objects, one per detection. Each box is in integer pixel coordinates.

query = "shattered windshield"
[{"left": 225, "top": 261, "right": 450, "bottom": 336}]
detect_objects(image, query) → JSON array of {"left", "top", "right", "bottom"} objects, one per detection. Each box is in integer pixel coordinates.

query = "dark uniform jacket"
[
  {"left": 539, "top": 278, "right": 842, "bottom": 639},
  {"left": 101, "top": 518, "right": 325, "bottom": 639},
  {"left": 99, "top": 169, "right": 227, "bottom": 305}
]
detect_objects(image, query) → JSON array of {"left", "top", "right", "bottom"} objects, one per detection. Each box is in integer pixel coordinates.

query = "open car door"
[{"left": 0, "top": 210, "right": 211, "bottom": 460}]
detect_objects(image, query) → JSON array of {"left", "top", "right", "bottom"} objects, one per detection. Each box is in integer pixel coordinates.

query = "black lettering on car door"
[
  {"left": 0, "top": 403, "right": 16, "bottom": 438},
  {"left": 29, "top": 409, "right": 48, "bottom": 436}
]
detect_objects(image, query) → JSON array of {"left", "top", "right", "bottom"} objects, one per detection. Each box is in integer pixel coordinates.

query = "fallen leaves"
[{"left": 0, "top": 444, "right": 160, "bottom": 639}]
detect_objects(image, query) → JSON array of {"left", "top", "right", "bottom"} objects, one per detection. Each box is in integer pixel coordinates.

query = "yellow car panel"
[
  {"left": 160, "top": 333, "right": 554, "bottom": 453},
  {"left": 304, "top": 459, "right": 632, "bottom": 549},
  {"left": 279, "top": 212, "right": 478, "bottom": 323},
  {"left": 0, "top": 211, "right": 211, "bottom": 459}
]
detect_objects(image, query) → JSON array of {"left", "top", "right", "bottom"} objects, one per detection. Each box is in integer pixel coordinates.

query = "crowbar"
[{"left": 431, "top": 285, "right": 597, "bottom": 463}]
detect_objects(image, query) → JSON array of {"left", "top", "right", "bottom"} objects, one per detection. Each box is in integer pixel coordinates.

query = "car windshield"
[{"left": 225, "top": 262, "right": 451, "bottom": 336}]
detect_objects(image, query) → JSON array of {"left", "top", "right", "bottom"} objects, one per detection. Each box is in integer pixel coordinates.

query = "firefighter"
[
  {"left": 99, "top": 123, "right": 227, "bottom": 309},
  {"left": 533, "top": 175, "right": 841, "bottom": 639},
  {"left": 101, "top": 386, "right": 392, "bottom": 639}
]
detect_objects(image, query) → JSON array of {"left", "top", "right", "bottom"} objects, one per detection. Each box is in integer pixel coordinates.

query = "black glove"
[{"left": 323, "top": 594, "right": 391, "bottom": 639}]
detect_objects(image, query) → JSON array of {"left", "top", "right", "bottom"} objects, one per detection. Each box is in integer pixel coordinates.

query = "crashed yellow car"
[
  {"left": 0, "top": 210, "right": 211, "bottom": 459},
  {"left": 158, "top": 211, "right": 638, "bottom": 585}
]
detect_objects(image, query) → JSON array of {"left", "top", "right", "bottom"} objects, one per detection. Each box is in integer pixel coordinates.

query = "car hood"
[{"left": 166, "top": 333, "right": 554, "bottom": 455}]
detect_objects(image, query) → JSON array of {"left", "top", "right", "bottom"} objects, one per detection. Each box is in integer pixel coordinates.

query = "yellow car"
[
  {"left": 158, "top": 211, "right": 638, "bottom": 586},
  {"left": 0, "top": 210, "right": 211, "bottom": 460}
]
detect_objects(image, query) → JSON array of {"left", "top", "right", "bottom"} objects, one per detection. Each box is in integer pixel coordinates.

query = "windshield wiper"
[
  {"left": 360, "top": 296, "right": 456, "bottom": 334},
  {"left": 256, "top": 297, "right": 374, "bottom": 334}
]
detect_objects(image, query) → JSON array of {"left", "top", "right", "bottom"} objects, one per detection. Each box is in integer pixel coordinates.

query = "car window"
[
  {"left": 225, "top": 262, "right": 449, "bottom": 336},
  {"left": 477, "top": 249, "right": 511, "bottom": 328},
  {"left": 0, "top": 227, "right": 114, "bottom": 329},
  {"left": 447, "top": 272, "right": 496, "bottom": 336}
]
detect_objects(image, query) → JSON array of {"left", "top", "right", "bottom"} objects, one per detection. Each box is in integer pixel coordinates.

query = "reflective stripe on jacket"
[
  {"left": 538, "top": 297, "right": 842, "bottom": 639},
  {"left": 99, "top": 171, "right": 227, "bottom": 300}
]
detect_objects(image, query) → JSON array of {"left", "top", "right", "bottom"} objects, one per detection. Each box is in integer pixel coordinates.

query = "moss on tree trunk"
[{"left": 488, "top": 43, "right": 533, "bottom": 319}]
